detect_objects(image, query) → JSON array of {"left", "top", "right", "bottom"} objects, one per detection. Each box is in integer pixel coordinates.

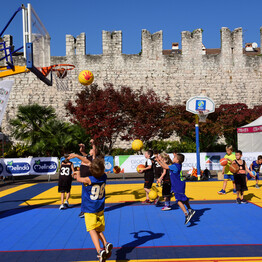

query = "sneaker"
[
  {"left": 154, "top": 196, "right": 160, "bottom": 205},
  {"left": 142, "top": 199, "right": 151, "bottom": 204},
  {"left": 255, "top": 184, "right": 260, "bottom": 189},
  {"left": 59, "top": 204, "right": 65, "bottom": 210},
  {"left": 236, "top": 198, "right": 241, "bottom": 204},
  {"left": 97, "top": 249, "right": 106, "bottom": 262},
  {"left": 233, "top": 189, "right": 237, "bottom": 194},
  {"left": 64, "top": 201, "right": 69, "bottom": 208},
  {"left": 241, "top": 199, "right": 248, "bottom": 204},
  {"left": 161, "top": 205, "right": 171, "bottom": 211},
  {"left": 105, "top": 242, "right": 113, "bottom": 259},
  {"left": 218, "top": 189, "right": 226, "bottom": 195},
  {"left": 79, "top": 211, "right": 85, "bottom": 218},
  {"left": 188, "top": 209, "right": 196, "bottom": 220},
  {"left": 185, "top": 214, "right": 191, "bottom": 225}
]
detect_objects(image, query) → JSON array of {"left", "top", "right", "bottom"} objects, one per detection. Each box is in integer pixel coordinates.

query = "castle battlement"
[{"left": 1, "top": 27, "right": 262, "bottom": 144}]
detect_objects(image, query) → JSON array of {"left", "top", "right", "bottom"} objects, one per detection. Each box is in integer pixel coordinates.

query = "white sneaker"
[
  {"left": 59, "top": 204, "right": 65, "bottom": 210},
  {"left": 64, "top": 201, "right": 69, "bottom": 208}
]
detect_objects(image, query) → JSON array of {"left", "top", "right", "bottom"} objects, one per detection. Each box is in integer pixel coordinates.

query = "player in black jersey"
[{"left": 58, "top": 155, "right": 74, "bottom": 210}]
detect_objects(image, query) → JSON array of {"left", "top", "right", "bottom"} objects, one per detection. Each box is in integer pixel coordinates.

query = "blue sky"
[{"left": 1, "top": 0, "right": 262, "bottom": 57}]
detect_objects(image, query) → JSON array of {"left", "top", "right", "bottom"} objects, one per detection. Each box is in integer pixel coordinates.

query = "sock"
[{"left": 165, "top": 201, "right": 168, "bottom": 206}]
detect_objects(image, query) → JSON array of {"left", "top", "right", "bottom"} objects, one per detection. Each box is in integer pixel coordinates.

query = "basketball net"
[
  {"left": 51, "top": 64, "right": 75, "bottom": 91},
  {"left": 197, "top": 110, "right": 208, "bottom": 122}
]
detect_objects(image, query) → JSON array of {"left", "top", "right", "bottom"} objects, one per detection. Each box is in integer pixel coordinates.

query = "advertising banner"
[
  {"left": 0, "top": 80, "right": 14, "bottom": 126},
  {"left": 104, "top": 156, "right": 114, "bottom": 173},
  {"left": 115, "top": 152, "right": 262, "bottom": 173},
  {"left": 29, "top": 157, "right": 58, "bottom": 175},
  {"left": 0, "top": 157, "right": 58, "bottom": 176}
]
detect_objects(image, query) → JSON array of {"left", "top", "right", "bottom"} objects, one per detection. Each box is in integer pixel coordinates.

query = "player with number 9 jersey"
[{"left": 81, "top": 173, "right": 107, "bottom": 213}]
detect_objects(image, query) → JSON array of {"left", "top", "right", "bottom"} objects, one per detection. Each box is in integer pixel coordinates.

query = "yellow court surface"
[
  {"left": 20, "top": 180, "right": 262, "bottom": 207},
  {"left": 0, "top": 183, "right": 35, "bottom": 198}
]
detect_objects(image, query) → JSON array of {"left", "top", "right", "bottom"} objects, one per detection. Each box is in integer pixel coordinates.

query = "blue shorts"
[
  {"left": 174, "top": 193, "right": 188, "bottom": 202},
  {"left": 247, "top": 173, "right": 259, "bottom": 180},
  {"left": 224, "top": 174, "right": 234, "bottom": 181}
]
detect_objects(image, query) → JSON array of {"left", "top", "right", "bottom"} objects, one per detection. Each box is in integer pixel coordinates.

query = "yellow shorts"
[{"left": 84, "top": 210, "right": 105, "bottom": 232}]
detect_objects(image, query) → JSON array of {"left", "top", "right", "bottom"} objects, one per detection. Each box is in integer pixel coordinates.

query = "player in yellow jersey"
[{"left": 218, "top": 145, "right": 237, "bottom": 195}]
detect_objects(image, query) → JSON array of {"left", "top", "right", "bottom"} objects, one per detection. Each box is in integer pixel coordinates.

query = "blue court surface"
[{"left": 0, "top": 181, "right": 262, "bottom": 262}]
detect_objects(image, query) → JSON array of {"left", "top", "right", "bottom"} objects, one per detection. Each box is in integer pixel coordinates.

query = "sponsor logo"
[
  {"left": 6, "top": 161, "right": 30, "bottom": 174},
  {"left": 33, "top": 159, "right": 57, "bottom": 173},
  {"left": 105, "top": 161, "right": 112, "bottom": 170}
]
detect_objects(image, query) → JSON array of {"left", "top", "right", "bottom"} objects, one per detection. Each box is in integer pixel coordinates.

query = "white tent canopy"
[{"left": 237, "top": 116, "right": 262, "bottom": 152}]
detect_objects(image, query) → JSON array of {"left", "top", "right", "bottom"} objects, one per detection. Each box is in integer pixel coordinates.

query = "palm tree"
[
  {"left": 10, "top": 104, "right": 90, "bottom": 157},
  {"left": 31, "top": 120, "right": 90, "bottom": 157},
  {"left": 10, "top": 104, "right": 56, "bottom": 145}
]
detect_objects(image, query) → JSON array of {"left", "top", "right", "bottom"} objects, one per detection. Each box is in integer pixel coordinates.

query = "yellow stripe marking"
[
  {"left": 0, "top": 183, "right": 35, "bottom": 198},
  {"left": 19, "top": 180, "right": 262, "bottom": 207}
]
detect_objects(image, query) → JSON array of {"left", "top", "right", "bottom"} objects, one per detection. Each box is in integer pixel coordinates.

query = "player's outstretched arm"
[
  {"left": 68, "top": 153, "right": 91, "bottom": 165},
  {"left": 79, "top": 143, "right": 87, "bottom": 156},
  {"left": 155, "top": 156, "right": 169, "bottom": 170}
]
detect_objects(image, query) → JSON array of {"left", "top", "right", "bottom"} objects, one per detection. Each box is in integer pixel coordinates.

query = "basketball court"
[{"left": 1, "top": 179, "right": 262, "bottom": 262}]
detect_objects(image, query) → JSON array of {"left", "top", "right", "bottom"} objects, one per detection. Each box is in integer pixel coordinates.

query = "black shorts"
[
  {"left": 154, "top": 167, "right": 162, "bottom": 179},
  {"left": 234, "top": 173, "right": 248, "bottom": 192},
  {"left": 162, "top": 181, "right": 172, "bottom": 197},
  {"left": 144, "top": 173, "right": 154, "bottom": 189},
  {"left": 58, "top": 184, "right": 71, "bottom": 193}
]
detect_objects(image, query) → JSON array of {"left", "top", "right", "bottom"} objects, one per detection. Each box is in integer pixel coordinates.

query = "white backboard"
[{"left": 186, "top": 96, "right": 215, "bottom": 115}]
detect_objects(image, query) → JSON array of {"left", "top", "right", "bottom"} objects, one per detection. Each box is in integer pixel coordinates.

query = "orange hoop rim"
[
  {"left": 40, "top": 64, "right": 75, "bottom": 77},
  {"left": 51, "top": 64, "right": 75, "bottom": 72}
]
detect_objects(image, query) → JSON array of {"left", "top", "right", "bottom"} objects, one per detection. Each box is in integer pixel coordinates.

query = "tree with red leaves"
[{"left": 65, "top": 84, "right": 170, "bottom": 153}]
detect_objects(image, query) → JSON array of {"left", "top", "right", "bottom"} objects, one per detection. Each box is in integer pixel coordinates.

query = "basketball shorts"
[
  {"left": 224, "top": 174, "right": 234, "bottom": 181},
  {"left": 84, "top": 210, "right": 105, "bottom": 232},
  {"left": 58, "top": 184, "right": 72, "bottom": 193},
  {"left": 174, "top": 193, "right": 188, "bottom": 202},
  {"left": 247, "top": 173, "right": 259, "bottom": 180},
  {"left": 234, "top": 174, "right": 248, "bottom": 192},
  {"left": 144, "top": 173, "right": 154, "bottom": 189},
  {"left": 162, "top": 182, "right": 172, "bottom": 198}
]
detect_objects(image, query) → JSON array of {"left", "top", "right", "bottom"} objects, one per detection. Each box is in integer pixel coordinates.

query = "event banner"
[
  {"left": 0, "top": 80, "right": 14, "bottom": 126},
  {"left": 0, "top": 157, "right": 59, "bottom": 176},
  {"left": 115, "top": 152, "right": 262, "bottom": 173}
]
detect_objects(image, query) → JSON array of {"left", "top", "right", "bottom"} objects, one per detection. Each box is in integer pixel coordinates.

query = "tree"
[
  {"left": 66, "top": 84, "right": 170, "bottom": 153},
  {"left": 31, "top": 120, "right": 90, "bottom": 157},
  {"left": 10, "top": 104, "right": 56, "bottom": 145},
  {"left": 10, "top": 104, "right": 90, "bottom": 157}
]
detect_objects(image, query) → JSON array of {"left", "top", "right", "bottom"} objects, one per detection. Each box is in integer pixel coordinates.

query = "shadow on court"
[
  {"left": 0, "top": 200, "right": 57, "bottom": 219},
  {"left": 187, "top": 207, "right": 211, "bottom": 227},
  {"left": 115, "top": 230, "right": 164, "bottom": 261}
]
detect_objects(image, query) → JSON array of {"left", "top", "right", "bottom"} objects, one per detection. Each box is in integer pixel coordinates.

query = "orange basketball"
[
  {"left": 136, "top": 164, "right": 145, "bottom": 173},
  {"left": 113, "top": 166, "right": 121, "bottom": 174},
  {"left": 229, "top": 163, "right": 240, "bottom": 173},
  {"left": 219, "top": 158, "right": 228, "bottom": 166}
]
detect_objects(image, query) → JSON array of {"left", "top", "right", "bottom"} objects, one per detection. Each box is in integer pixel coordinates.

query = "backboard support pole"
[{"left": 26, "top": 43, "right": 52, "bottom": 86}]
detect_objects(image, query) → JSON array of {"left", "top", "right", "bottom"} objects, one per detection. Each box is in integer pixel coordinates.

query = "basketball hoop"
[
  {"left": 197, "top": 110, "right": 209, "bottom": 122},
  {"left": 51, "top": 64, "right": 75, "bottom": 91}
]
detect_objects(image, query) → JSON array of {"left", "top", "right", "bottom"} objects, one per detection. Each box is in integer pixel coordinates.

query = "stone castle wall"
[{"left": 1, "top": 27, "right": 262, "bottom": 145}]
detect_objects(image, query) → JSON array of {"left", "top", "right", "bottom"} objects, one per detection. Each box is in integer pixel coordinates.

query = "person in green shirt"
[{"left": 218, "top": 145, "right": 237, "bottom": 195}]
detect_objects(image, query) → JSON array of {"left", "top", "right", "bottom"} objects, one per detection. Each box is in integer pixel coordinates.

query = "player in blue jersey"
[
  {"left": 248, "top": 155, "right": 262, "bottom": 189},
  {"left": 156, "top": 153, "right": 195, "bottom": 225},
  {"left": 74, "top": 157, "right": 113, "bottom": 262}
]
